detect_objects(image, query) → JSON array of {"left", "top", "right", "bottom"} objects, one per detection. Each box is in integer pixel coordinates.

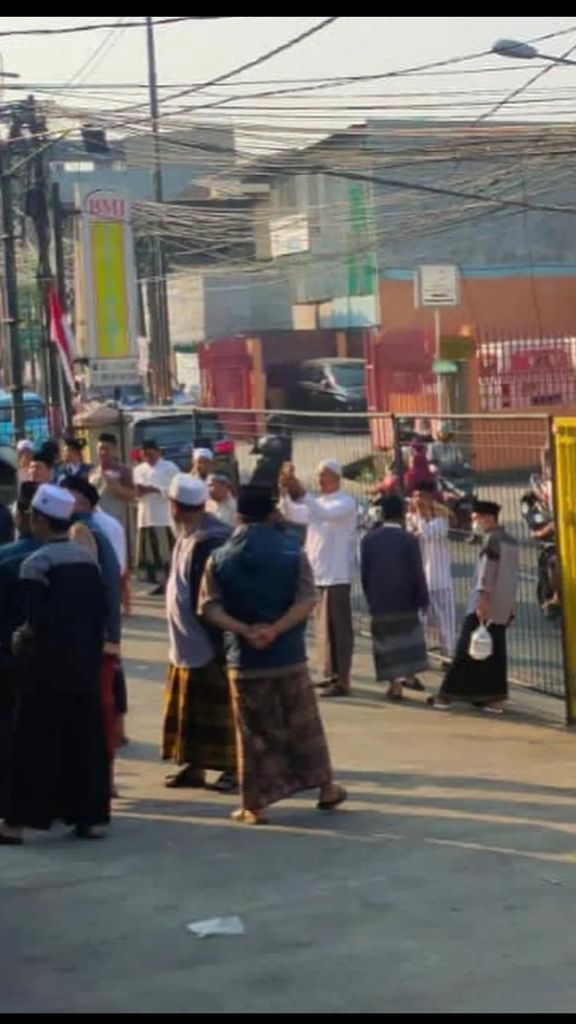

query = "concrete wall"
[{"left": 379, "top": 268, "right": 576, "bottom": 337}]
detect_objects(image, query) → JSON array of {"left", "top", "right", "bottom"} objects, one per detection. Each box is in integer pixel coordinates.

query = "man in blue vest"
[{"left": 200, "top": 485, "right": 346, "bottom": 826}]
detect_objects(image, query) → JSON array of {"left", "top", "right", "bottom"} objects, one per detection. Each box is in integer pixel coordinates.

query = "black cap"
[
  {"left": 237, "top": 485, "right": 275, "bottom": 521},
  {"left": 472, "top": 498, "right": 501, "bottom": 517},
  {"left": 63, "top": 436, "right": 86, "bottom": 453},
  {"left": 33, "top": 440, "right": 58, "bottom": 467},
  {"left": 61, "top": 475, "right": 99, "bottom": 508},
  {"left": 142, "top": 438, "right": 160, "bottom": 451},
  {"left": 381, "top": 494, "right": 405, "bottom": 521}
]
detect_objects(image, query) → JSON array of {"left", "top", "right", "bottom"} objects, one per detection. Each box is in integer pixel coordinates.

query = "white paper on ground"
[{"left": 186, "top": 915, "right": 245, "bottom": 938}]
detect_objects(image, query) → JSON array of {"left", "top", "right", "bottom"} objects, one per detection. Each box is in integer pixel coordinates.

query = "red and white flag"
[{"left": 48, "top": 285, "right": 76, "bottom": 392}]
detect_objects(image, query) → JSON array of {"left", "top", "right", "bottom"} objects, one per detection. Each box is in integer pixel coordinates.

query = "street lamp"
[{"left": 492, "top": 38, "right": 576, "bottom": 67}]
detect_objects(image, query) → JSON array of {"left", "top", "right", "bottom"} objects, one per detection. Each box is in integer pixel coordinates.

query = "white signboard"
[
  {"left": 89, "top": 358, "right": 140, "bottom": 387},
  {"left": 417, "top": 264, "right": 459, "bottom": 307},
  {"left": 270, "top": 214, "right": 310, "bottom": 259}
]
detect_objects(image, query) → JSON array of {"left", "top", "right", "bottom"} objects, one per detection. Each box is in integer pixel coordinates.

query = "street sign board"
[
  {"left": 80, "top": 189, "right": 139, "bottom": 385},
  {"left": 439, "top": 335, "right": 476, "bottom": 360},
  {"left": 417, "top": 264, "right": 459, "bottom": 307},
  {"left": 89, "top": 358, "right": 140, "bottom": 387},
  {"left": 433, "top": 358, "right": 459, "bottom": 375}
]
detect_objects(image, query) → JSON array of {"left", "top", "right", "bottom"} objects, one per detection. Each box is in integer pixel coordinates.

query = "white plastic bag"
[
  {"left": 186, "top": 916, "right": 245, "bottom": 938},
  {"left": 468, "top": 623, "right": 493, "bottom": 661}
]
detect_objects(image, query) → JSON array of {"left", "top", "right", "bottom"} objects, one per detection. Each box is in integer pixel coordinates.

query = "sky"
[{"left": 2, "top": 17, "right": 576, "bottom": 142}]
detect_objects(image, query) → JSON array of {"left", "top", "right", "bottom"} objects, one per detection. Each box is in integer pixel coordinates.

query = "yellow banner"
[{"left": 91, "top": 220, "right": 130, "bottom": 359}]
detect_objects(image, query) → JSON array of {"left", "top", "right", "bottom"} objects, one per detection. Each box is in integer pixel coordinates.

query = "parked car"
[
  {"left": 288, "top": 358, "right": 367, "bottom": 414},
  {"left": 0, "top": 390, "right": 48, "bottom": 446},
  {"left": 129, "top": 410, "right": 239, "bottom": 484}
]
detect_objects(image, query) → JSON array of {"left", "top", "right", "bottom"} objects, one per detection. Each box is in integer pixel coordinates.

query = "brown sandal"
[{"left": 231, "top": 809, "right": 269, "bottom": 826}]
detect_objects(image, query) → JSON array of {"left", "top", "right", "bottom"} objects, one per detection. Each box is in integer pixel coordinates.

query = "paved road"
[{"left": 1, "top": 598, "right": 574, "bottom": 1014}]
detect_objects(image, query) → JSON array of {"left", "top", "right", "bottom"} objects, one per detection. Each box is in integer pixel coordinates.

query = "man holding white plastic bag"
[{"left": 429, "top": 499, "right": 519, "bottom": 714}]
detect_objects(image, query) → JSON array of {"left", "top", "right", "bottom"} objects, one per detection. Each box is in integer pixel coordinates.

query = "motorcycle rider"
[
  {"left": 429, "top": 423, "right": 466, "bottom": 476},
  {"left": 530, "top": 459, "right": 561, "bottom": 615}
]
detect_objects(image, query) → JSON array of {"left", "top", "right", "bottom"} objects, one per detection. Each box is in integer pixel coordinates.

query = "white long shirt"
[
  {"left": 134, "top": 459, "right": 179, "bottom": 529},
  {"left": 279, "top": 489, "right": 357, "bottom": 586},
  {"left": 410, "top": 512, "right": 452, "bottom": 592},
  {"left": 93, "top": 507, "right": 128, "bottom": 576},
  {"left": 207, "top": 495, "right": 237, "bottom": 529}
]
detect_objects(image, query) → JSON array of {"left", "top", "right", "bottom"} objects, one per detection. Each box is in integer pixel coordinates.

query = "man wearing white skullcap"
[
  {"left": 16, "top": 440, "right": 34, "bottom": 486},
  {"left": 162, "top": 473, "right": 237, "bottom": 792},
  {"left": 0, "top": 483, "right": 111, "bottom": 844},
  {"left": 192, "top": 447, "right": 214, "bottom": 481},
  {"left": 279, "top": 458, "right": 357, "bottom": 698}
]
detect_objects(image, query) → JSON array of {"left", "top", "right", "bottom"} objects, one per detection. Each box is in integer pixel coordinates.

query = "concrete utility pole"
[
  {"left": 0, "top": 141, "right": 25, "bottom": 437},
  {"left": 145, "top": 16, "right": 171, "bottom": 404}
]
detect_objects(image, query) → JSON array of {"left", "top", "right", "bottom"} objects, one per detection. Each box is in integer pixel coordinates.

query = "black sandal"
[
  {"left": 317, "top": 785, "right": 348, "bottom": 811},
  {"left": 74, "top": 825, "right": 106, "bottom": 840},
  {"left": 209, "top": 772, "right": 239, "bottom": 794},
  {"left": 165, "top": 767, "right": 206, "bottom": 789},
  {"left": 0, "top": 834, "right": 23, "bottom": 846}
]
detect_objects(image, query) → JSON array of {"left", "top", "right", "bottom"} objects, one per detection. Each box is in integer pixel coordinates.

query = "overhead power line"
[
  {"left": 0, "top": 17, "right": 225, "bottom": 38},
  {"left": 159, "top": 17, "right": 341, "bottom": 108}
]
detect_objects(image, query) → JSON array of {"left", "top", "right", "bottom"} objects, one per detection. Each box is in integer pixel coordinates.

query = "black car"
[
  {"left": 289, "top": 358, "right": 367, "bottom": 414},
  {"left": 130, "top": 411, "right": 238, "bottom": 482}
]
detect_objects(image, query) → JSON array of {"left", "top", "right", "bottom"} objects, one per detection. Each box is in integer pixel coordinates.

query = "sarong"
[
  {"left": 440, "top": 613, "right": 508, "bottom": 704},
  {"left": 371, "top": 611, "right": 428, "bottom": 682},
  {"left": 162, "top": 661, "right": 236, "bottom": 772},
  {"left": 228, "top": 666, "right": 332, "bottom": 812}
]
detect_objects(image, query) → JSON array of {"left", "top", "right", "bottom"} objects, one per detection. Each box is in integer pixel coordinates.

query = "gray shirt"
[
  {"left": 166, "top": 528, "right": 215, "bottom": 669},
  {"left": 467, "top": 526, "right": 519, "bottom": 625},
  {"left": 89, "top": 462, "right": 133, "bottom": 531}
]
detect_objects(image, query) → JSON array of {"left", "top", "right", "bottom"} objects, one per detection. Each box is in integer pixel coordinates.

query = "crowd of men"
[{"left": 0, "top": 429, "right": 519, "bottom": 842}]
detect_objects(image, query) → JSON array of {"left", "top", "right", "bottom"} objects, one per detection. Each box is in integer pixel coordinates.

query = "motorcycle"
[
  {"left": 520, "top": 474, "right": 560, "bottom": 617},
  {"left": 431, "top": 464, "right": 477, "bottom": 539}
]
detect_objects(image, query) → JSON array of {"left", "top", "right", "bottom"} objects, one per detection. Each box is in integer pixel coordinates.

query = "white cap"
[
  {"left": 17, "top": 439, "right": 34, "bottom": 454},
  {"left": 193, "top": 447, "right": 214, "bottom": 462},
  {"left": 32, "top": 483, "right": 75, "bottom": 522},
  {"left": 318, "top": 458, "right": 342, "bottom": 477},
  {"left": 168, "top": 473, "right": 208, "bottom": 507}
]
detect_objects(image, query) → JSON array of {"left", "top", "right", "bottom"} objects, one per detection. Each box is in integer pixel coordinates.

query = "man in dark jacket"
[
  {"left": 0, "top": 483, "right": 39, "bottom": 814},
  {"left": 60, "top": 476, "right": 122, "bottom": 771},
  {"left": 361, "top": 494, "right": 429, "bottom": 701},
  {"left": 162, "top": 474, "right": 237, "bottom": 792}
]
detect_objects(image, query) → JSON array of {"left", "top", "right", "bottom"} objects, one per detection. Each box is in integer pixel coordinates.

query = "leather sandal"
[{"left": 231, "top": 809, "right": 269, "bottom": 826}]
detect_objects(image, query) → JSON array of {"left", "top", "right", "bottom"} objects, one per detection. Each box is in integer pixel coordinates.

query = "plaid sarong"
[
  {"left": 162, "top": 662, "right": 236, "bottom": 772},
  {"left": 228, "top": 665, "right": 332, "bottom": 812},
  {"left": 371, "top": 612, "right": 428, "bottom": 682}
]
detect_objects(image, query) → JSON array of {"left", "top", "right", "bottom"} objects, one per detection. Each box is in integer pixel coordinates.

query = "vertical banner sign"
[{"left": 82, "top": 190, "right": 139, "bottom": 386}]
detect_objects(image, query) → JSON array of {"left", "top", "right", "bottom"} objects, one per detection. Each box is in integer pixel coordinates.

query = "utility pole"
[
  {"left": 51, "top": 181, "right": 73, "bottom": 424},
  {"left": 25, "top": 97, "right": 61, "bottom": 432},
  {"left": 145, "top": 16, "right": 171, "bottom": 404},
  {"left": 0, "top": 142, "right": 25, "bottom": 438}
]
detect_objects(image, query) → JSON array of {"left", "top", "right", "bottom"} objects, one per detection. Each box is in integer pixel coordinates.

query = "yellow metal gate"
[{"left": 553, "top": 418, "right": 576, "bottom": 723}]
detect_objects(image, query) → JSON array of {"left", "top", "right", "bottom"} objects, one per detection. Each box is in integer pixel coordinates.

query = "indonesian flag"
[{"left": 48, "top": 285, "right": 75, "bottom": 392}]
